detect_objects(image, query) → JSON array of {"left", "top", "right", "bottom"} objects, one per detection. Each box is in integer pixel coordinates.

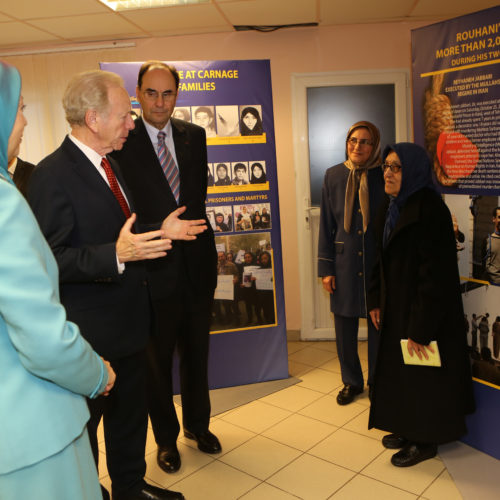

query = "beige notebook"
[{"left": 400, "top": 340, "right": 441, "bottom": 367}]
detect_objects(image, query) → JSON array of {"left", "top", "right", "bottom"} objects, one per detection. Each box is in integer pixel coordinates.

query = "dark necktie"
[
  {"left": 100, "top": 157, "right": 131, "bottom": 218},
  {"left": 157, "top": 131, "right": 180, "bottom": 204}
]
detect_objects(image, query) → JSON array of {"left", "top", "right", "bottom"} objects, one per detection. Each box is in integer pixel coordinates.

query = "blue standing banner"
[
  {"left": 412, "top": 7, "right": 500, "bottom": 459},
  {"left": 100, "top": 60, "right": 288, "bottom": 389}
]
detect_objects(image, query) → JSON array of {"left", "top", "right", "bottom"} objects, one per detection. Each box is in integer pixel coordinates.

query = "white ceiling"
[{"left": 0, "top": 0, "right": 498, "bottom": 52}]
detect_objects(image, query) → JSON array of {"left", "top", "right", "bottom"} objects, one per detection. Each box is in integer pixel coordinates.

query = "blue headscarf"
[
  {"left": 0, "top": 62, "right": 21, "bottom": 183},
  {"left": 382, "top": 142, "right": 436, "bottom": 247}
]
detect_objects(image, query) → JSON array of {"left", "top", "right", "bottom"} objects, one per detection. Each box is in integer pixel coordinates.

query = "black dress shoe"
[
  {"left": 184, "top": 429, "right": 221, "bottom": 454},
  {"left": 336, "top": 385, "right": 363, "bottom": 405},
  {"left": 157, "top": 445, "right": 181, "bottom": 473},
  {"left": 391, "top": 443, "right": 437, "bottom": 467},
  {"left": 382, "top": 434, "right": 409, "bottom": 449},
  {"left": 113, "top": 482, "right": 184, "bottom": 500}
]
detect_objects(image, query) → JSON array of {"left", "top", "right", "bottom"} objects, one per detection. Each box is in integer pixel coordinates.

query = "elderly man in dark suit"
[
  {"left": 28, "top": 70, "right": 206, "bottom": 500},
  {"left": 112, "top": 61, "right": 219, "bottom": 475}
]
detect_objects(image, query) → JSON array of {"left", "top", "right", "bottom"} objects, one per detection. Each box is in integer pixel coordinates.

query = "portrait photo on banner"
[
  {"left": 215, "top": 105, "right": 240, "bottom": 137},
  {"left": 172, "top": 106, "right": 191, "bottom": 122},
  {"left": 239, "top": 105, "right": 264, "bottom": 136},
  {"left": 192, "top": 105, "right": 216, "bottom": 138},
  {"left": 213, "top": 162, "right": 232, "bottom": 186}
]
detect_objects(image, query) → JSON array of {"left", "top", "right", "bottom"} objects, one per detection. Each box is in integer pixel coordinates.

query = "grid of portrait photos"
[
  {"left": 212, "top": 232, "right": 276, "bottom": 333},
  {"left": 172, "top": 104, "right": 264, "bottom": 137},
  {"left": 207, "top": 203, "right": 271, "bottom": 234},
  {"left": 207, "top": 161, "right": 268, "bottom": 187}
]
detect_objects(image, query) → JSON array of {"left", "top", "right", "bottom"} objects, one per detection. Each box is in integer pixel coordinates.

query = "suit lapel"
[{"left": 62, "top": 137, "right": 126, "bottom": 223}]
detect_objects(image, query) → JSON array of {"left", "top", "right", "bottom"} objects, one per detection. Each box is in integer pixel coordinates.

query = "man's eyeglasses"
[
  {"left": 142, "top": 89, "right": 177, "bottom": 101},
  {"left": 347, "top": 137, "right": 373, "bottom": 147},
  {"left": 382, "top": 162, "right": 402, "bottom": 174}
]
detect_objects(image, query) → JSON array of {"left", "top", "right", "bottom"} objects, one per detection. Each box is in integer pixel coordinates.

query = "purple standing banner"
[{"left": 100, "top": 60, "right": 288, "bottom": 389}]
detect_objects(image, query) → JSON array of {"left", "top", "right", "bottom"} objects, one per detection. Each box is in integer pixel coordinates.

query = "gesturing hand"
[
  {"left": 161, "top": 206, "right": 208, "bottom": 240},
  {"left": 116, "top": 213, "right": 172, "bottom": 263}
]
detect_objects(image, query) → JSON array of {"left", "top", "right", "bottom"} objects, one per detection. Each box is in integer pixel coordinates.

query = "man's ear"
[{"left": 85, "top": 109, "right": 98, "bottom": 132}]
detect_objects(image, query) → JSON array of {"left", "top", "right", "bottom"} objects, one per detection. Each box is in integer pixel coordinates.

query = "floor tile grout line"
[
  {"left": 357, "top": 466, "right": 445, "bottom": 498},
  {"left": 356, "top": 470, "right": 430, "bottom": 498},
  {"left": 418, "top": 465, "right": 450, "bottom": 498}
]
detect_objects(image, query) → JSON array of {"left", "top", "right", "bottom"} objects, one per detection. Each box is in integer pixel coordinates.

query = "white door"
[{"left": 292, "top": 70, "right": 410, "bottom": 340}]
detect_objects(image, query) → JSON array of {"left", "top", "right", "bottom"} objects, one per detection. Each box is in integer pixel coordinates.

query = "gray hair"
[{"left": 63, "top": 70, "right": 125, "bottom": 126}]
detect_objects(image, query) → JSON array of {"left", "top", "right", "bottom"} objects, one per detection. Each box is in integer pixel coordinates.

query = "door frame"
[{"left": 291, "top": 69, "right": 411, "bottom": 340}]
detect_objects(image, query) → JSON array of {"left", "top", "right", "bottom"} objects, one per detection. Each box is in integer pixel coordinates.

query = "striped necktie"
[
  {"left": 101, "top": 157, "right": 131, "bottom": 218},
  {"left": 157, "top": 131, "right": 180, "bottom": 204}
]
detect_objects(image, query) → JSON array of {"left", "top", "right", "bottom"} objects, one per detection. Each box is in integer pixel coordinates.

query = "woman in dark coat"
[
  {"left": 318, "top": 121, "right": 384, "bottom": 405},
  {"left": 367, "top": 142, "right": 474, "bottom": 467}
]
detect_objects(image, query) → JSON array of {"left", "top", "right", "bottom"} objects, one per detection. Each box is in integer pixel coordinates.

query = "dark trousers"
[
  {"left": 334, "top": 314, "right": 379, "bottom": 388},
  {"left": 148, "top": 283, "right": 212, "bottom": 447},
  {"left": 471, "top": 328, "right": 478, "bottom": 350},
  {"left": 87, "top": 350, "right": 148, "bottom": 494}
]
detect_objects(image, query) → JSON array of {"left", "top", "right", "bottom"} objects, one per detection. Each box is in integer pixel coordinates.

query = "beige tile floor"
[{"left": 98, "top": 340, "right": 463, "bottom": 499}]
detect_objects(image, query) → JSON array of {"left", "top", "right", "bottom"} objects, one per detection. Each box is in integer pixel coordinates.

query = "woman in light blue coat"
[{"left": 0, "top": 62, "right": 114, "bottom": 499}]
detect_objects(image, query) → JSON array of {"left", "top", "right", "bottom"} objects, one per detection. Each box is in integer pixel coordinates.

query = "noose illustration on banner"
[{"left": 423, "top": 73, "right": 479, "bottom": 187}]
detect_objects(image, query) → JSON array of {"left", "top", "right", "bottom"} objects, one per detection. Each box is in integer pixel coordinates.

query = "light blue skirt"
[{"left": 0, "top": 428, "right": 102, "bottom": 500}]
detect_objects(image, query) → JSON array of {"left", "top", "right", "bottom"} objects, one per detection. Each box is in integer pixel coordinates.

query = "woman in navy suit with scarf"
[{"left": 318, "top": 121, "right": 384, "bottom": 405}]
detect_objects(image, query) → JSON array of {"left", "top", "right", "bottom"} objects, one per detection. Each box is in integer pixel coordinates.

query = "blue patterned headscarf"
[
  {"left": 0, "top": 62, "right": 21, "bottom": 182},
  {"left": 382, "top": 142, "right": 436, "bottom": 247}
]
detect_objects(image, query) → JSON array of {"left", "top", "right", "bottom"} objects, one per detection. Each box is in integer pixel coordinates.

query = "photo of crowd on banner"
[
  {"left": 234, "top": 204, "right": 271, "bottom": 231},
  {"left": 169, "top": 104, "right": 264, "bottom": 138},
  {"left": 207, "top": 161, "right": 268, "bottom": 188},
  {"left": 444, "top": 194, "right": 500, "bottom": 386},
  {"left": 212, "top": 233, "right": 276, "bottom": 332},
  {"left": 207, "top": 204, "right": 271, "bottom": 234},
  {"left": 207, "top": 206, "right": 233, "bottom": 233}
]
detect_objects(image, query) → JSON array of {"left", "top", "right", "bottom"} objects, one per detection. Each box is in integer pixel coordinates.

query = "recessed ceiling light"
[{"left": 99, "top": 0, "right": 209, "bottom": 11}]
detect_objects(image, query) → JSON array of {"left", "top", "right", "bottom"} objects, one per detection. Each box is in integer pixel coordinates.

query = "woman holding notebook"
[{"left": 367, "top": 142, "right": 474, "bottom": 467}]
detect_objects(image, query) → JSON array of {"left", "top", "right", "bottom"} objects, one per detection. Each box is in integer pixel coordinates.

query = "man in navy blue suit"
[{"left": 112, "top": 61, "right": 220, "bottom": 475}]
